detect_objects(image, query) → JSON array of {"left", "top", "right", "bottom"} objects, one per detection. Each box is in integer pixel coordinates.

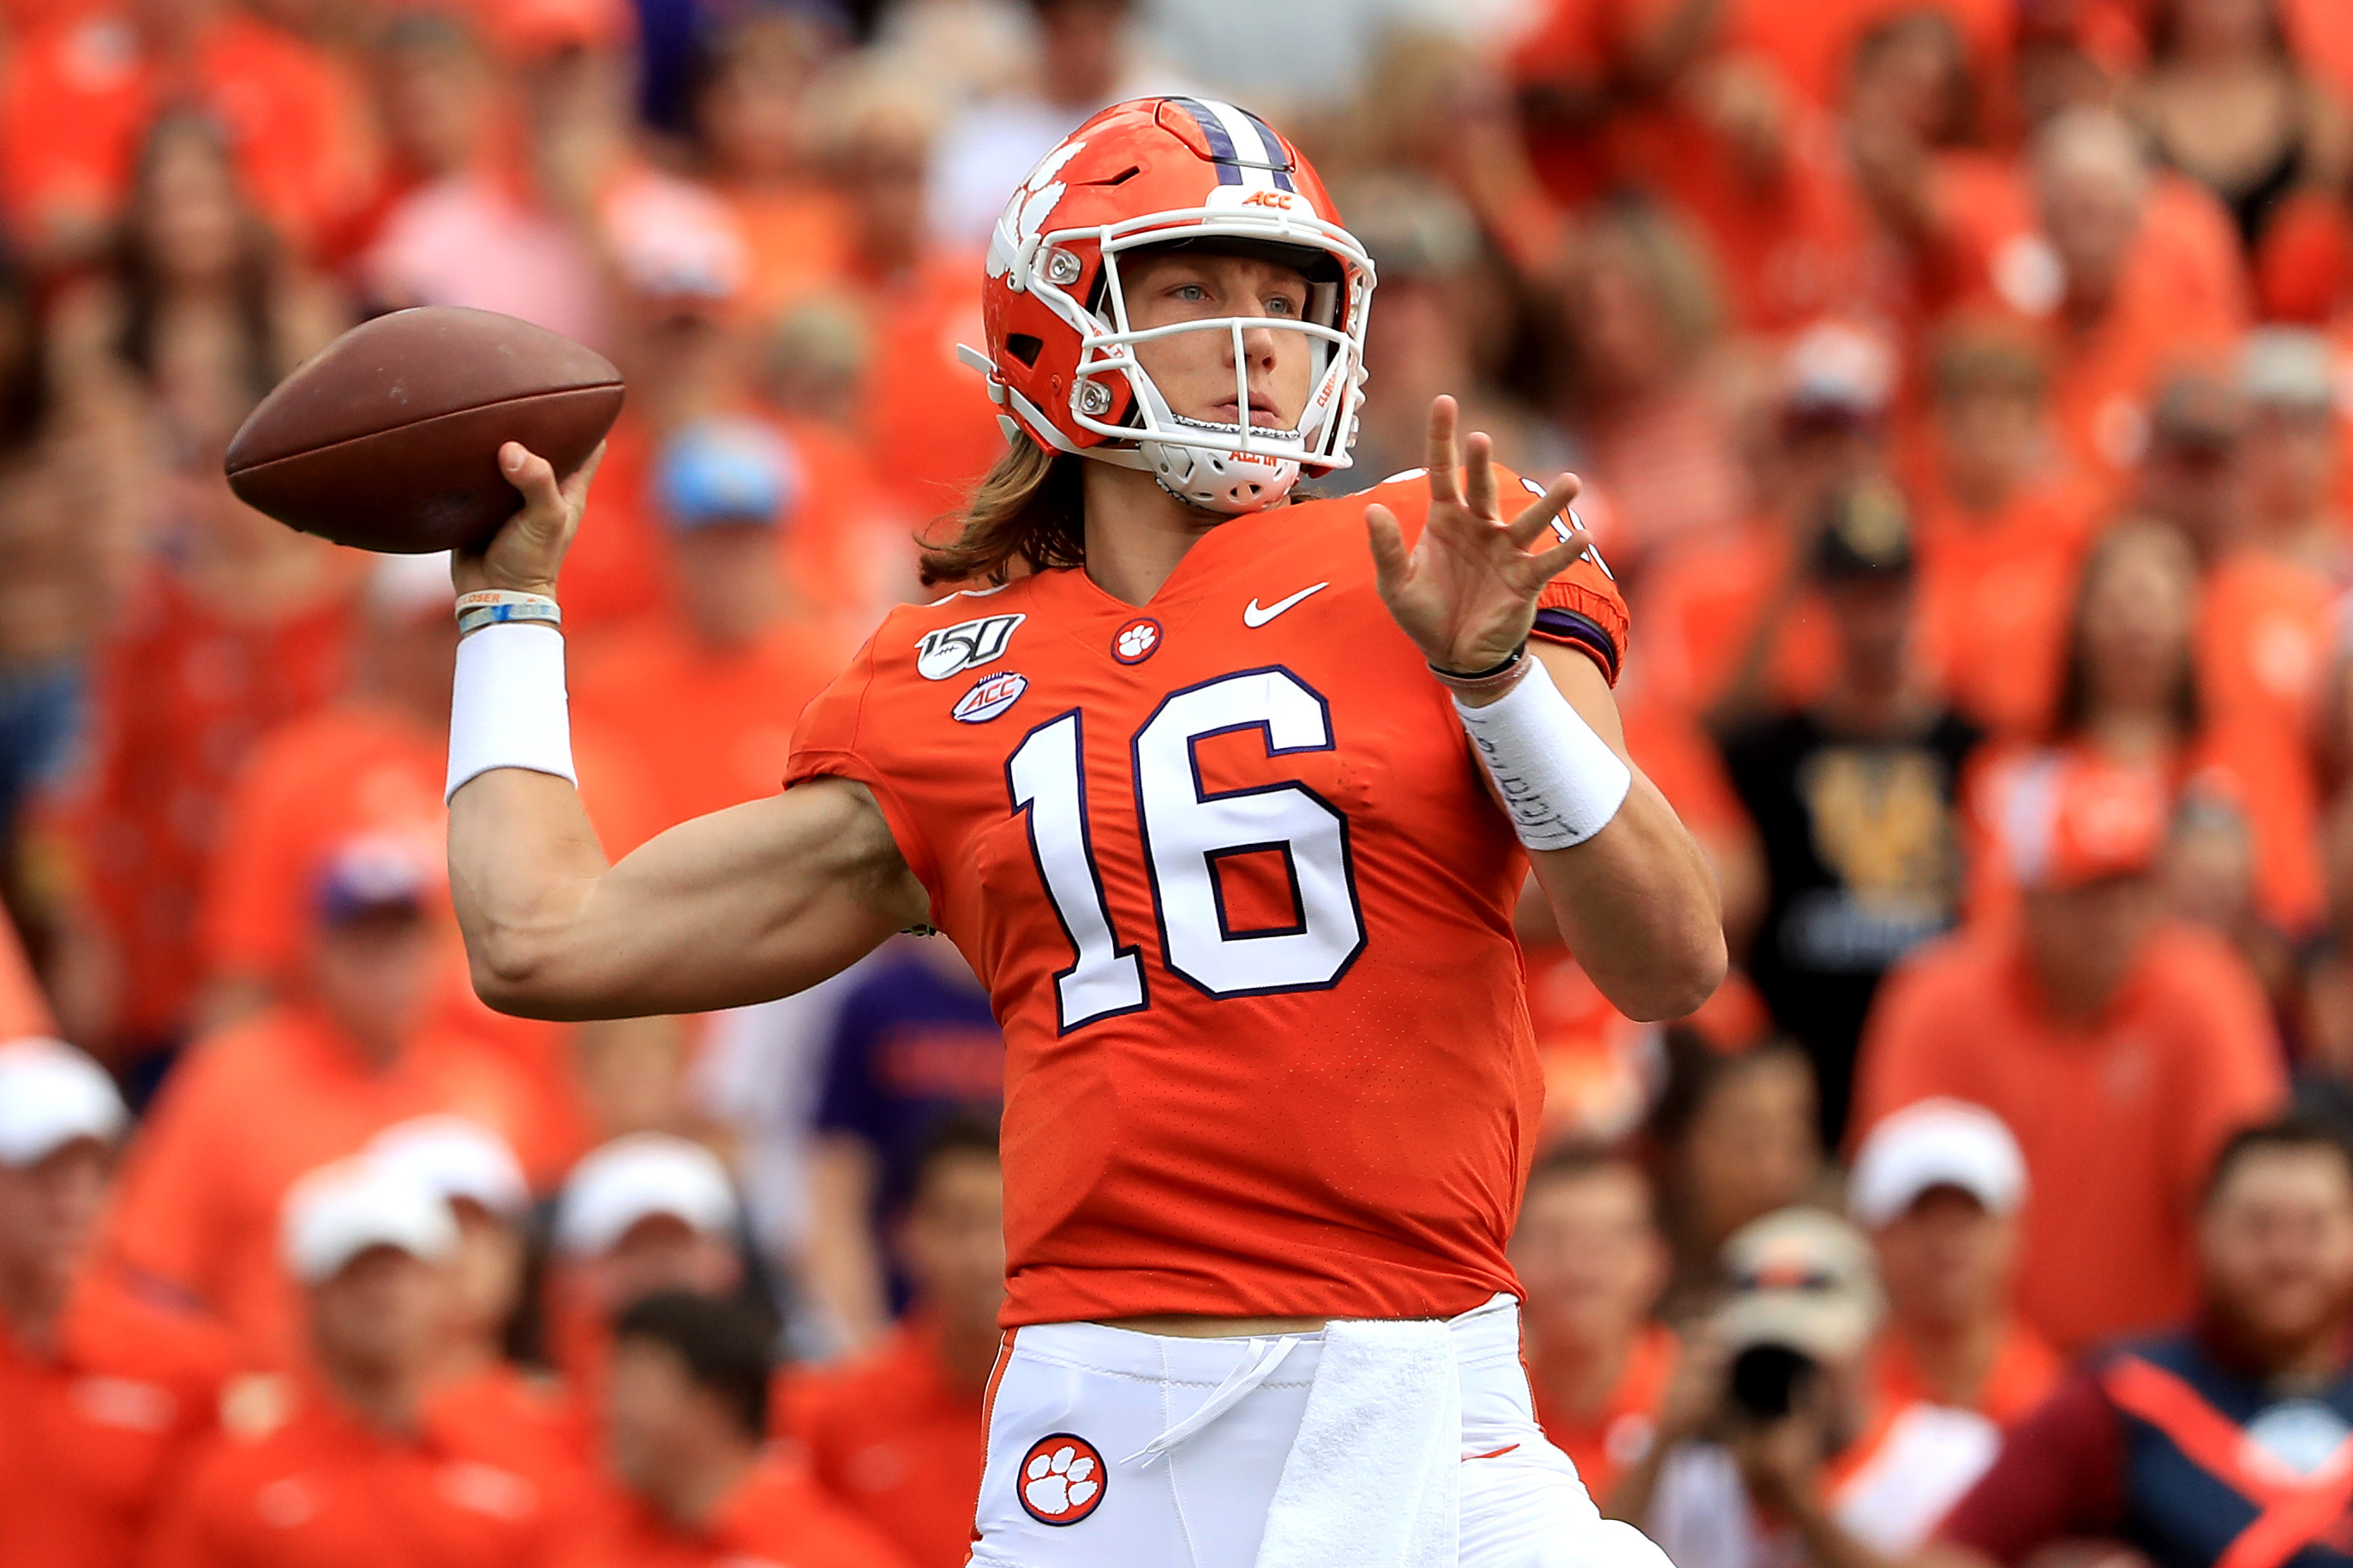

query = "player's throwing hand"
[
  {"left": 452, "top": 439, "right": 605, "bottom": 601},
  {"left": 1365, "top": 395, "right": 1591, "bottom": 680}
]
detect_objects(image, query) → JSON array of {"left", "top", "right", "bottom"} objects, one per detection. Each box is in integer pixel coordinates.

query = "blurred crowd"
[{"left": 9, "top": 0, "right": 2353, "bottom": 1562}]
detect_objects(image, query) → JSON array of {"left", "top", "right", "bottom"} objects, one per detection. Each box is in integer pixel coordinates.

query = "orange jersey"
[
  {"left": 787, "top": 1319, "right": 985, "bottom": 1568},
  {"left": 0, "top": 1270, "right": 238, "bottom": 1568},
  {"left": 787, "top": 472, "right": 1629, "bottom": 1327}
]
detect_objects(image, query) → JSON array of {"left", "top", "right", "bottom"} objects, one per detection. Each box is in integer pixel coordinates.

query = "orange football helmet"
[{"left": 961, "top": 97, "right": 1376, "bottom": 513}]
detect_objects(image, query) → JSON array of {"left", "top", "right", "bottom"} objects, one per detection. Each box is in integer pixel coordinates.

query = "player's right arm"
[{"left": 446, "top": 444, "right": 928, "bottom": 1022}]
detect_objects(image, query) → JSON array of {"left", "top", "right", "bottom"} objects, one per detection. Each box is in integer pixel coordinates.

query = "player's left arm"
[{"left": 1367, "top": 397, "right": 1725, "bottom": 1023}]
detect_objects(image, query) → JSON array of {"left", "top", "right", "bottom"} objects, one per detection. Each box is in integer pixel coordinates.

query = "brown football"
[{"left": 225, "top": 307, "right": 624, "bottom": 554}]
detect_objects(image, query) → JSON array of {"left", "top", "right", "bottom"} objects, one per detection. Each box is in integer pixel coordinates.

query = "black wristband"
[{"left": 1429, "top": 643, "right": 1528, "bottom": 682}]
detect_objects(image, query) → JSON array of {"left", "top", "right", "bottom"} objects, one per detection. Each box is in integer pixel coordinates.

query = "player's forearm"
[
  {"left": 1524, "top": 646, "right": 1725, "bottom": 1020},
  {"left": 1533, "top": 774, "right": 1726, "bottom": 1021},
  {"left": 447, "top": 765, "right": 616, "bottom": 1016}
]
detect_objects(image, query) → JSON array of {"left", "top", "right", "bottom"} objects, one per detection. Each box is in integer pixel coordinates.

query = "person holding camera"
[{"left": 1608, "top": 1207, "right": 2002, "bottom": 1568}]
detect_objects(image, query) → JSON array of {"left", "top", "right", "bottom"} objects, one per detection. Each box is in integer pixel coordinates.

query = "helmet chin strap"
[{"left": 1139, "top": 429, "right": 1301, "bottom": 514}]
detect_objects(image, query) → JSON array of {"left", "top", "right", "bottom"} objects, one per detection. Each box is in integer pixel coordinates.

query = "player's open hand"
[
  {"left": 452, "top": 440, "right": 604, "bottom": 601},
  {"left": 1365, "top": 397, "right": 1589, "bottom": 683}
]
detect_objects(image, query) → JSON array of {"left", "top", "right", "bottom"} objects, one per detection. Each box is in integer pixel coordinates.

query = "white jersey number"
[{"left": 1007, "top": 668, "right": 1367, "bottom": 1032}]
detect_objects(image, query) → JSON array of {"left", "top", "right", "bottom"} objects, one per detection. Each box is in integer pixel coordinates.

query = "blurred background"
[{"left": 9, "top": 0, "right": 2353, "bottom": 1564}]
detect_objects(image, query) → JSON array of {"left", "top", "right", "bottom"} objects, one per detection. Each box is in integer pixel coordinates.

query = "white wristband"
[
  {"left": 1455, "top": 654, "right": 1632, "bottom": 851},
  {"left": 446, "top": 622, "right": 577, "bottom": 802}
]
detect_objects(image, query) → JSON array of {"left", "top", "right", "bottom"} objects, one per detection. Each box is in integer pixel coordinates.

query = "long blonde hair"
[{"left": 919, "top": 440, "right": 1087, "bottom": 587}]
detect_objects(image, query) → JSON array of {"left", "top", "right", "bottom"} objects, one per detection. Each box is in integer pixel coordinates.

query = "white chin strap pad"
[{"left": 1145, "top": 440, "right": 1301, "bottom": 512}]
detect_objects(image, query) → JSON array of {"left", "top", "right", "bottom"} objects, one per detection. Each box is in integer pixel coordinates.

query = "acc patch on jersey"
[
  {"left": 917, "top": 613, "right": 1026, "bottom": 680},
  {"left": 1018, "top": 1433, "right": 1105, "bottom": 1526},
  {"left": 953, "top": 671, "right": 1028, "bottom": 723}
]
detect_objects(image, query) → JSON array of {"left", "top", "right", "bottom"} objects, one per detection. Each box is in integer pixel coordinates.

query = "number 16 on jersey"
[{"left": 1006, "top": 668, "right": 1368, "bottom": 1032}]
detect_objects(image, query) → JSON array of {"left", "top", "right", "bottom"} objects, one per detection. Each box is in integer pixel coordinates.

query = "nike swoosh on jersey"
[{"left": 1242, "top": 583, "right": 1329, "bottom": 627}]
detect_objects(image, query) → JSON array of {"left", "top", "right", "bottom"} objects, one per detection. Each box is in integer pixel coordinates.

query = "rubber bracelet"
[
  {"left": 456, "top": 589, "right": 560, "bottom": 615},
  {"left": 1428, "top": 647, "right": 1533, "bottom": 699},
  {"left": 1455, "top": 653, "right": 1631, "bottom": 851},
  {"left": 446, "top": 622, "right": 576, "bottom": 801},
  {"left": 458, "top": 600, "right": 563, "bottom": 637}
]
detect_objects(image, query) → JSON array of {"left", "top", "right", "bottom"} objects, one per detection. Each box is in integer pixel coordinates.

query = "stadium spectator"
[
  {"left": 1638, "top": 320, "right": 1895, "bottom": 725},
  {"left": 793, "top": 1114, "right": 1003, "bottom": 1566},
  {"left": 0, "top": 251, "right": 144, "bottom": 853},
  {"left": 1551, "top": 197, "right": 1749, "bottom": 572},
  {"left": 144, "top": 1157, "right": 563, "bottom": 1567},
  {"left": 0, "top": 0, "right": 364, "bottom": 265},
  {"left": 104, "top": 833, "right": 545, "bottom": 1367},
  {"left": 364, "top": 1114, "right": 585, "bottom": 1493},
  {"left": 542, "top": 1134, "right": 746, "bottom": 1415},
  {"left": 1511, "top": 1146, "right": 1678, "bottom": 1507},
  {"left": 571, "top": 418, "right": 846, "bottom": 829},
  {"left": 1715, "top": 480, "right": 1985, "bottom": 1147},
  {"left": 1965, "top": 518, "right": 2324, "bottom": 936},
  {"left": 686, "top": 9, "right": 853, "bottom": 320},
  {"left": 1925, "top": 1116, "right": 2353, "bottom": 1568},
  {"left": 1615, "top": 1206, "right": 2001, "bottom": 1565},
  {"left": 2239, "top": 326, "right": 2348, "bottom": 578},
  {"left": 1908, "top": 318, "right": 2105, "bottom": 739},
  {"left": 2024, "top": 106, "right": 2247, "bottom": 482},
  {"left": 1857, "top": 746, "right": 2286, "bottom": 1352},
  {"left": 1649, "top": 1035, "right": 1828, "bottom": 1321},
  {"left": 805, "top": 937, "right": 1001, "bottom": 1348},
  {"left": 1849, "top": 1099, "right": 2062, "bottom": 1427},
  {"left": 0, "top": 1038, "right": 237, "bottom": 1568},
  {"left": 928, "top": 0, "right": 1191, "bottom": 251},
  {"left": 571, "top": 1290, "right": 912, "bottom": 1568},
  {"left": 2126, "top": 0, "right": 2353, "bottom": 260},
  {"left": 53, "top": 110, "right": 344, "bottom": 468}
]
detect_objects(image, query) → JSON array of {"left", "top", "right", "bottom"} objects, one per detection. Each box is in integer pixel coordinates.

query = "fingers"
[
  {"left": 1422, "top": 396, "right": 1460, "bottom": 506},
  {"left": 1463, "top": 430, "right": 1500, "bottom": 521},
  {"left": 1526, "top": 526, "right": 1596, "bottom": 584},
  {"left": 1506, "top": 473, "right": 1584, "bottom": 548},
  {"left": 1364, "top": 502, "right": 1410, "bottom": 599},
  {"left": 500, "top": 441, "right": 565, "bottom": 523}
]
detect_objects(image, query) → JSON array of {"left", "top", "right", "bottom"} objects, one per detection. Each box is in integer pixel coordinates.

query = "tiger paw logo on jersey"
[
  {"left": 1018, "top": 1433, "right": 1105, "bottom": 1526},
  {"left": 1112, "top": 617, "right": 1162, "bottom": 664}
]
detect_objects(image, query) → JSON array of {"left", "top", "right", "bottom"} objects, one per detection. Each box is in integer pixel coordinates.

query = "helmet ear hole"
[{"left": 1006, "top": 334, "right": 1045, "bottom": 368}]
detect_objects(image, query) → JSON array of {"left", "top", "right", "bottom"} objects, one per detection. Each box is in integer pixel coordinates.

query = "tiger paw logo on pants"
[{"left": 1018, "top": 1433, "right": 1105, "bottom": 1525}]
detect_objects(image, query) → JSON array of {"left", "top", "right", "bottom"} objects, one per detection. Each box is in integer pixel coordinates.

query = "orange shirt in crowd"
[
  {"left": 2284, "top": 0, "right": 2353, "bottom": 105},
  {"left": 57, "top": 575, "right": 355, "bottom": 1044},
  {"left": 2198, "top": 546, "right": 2336, "bottom": 763},
  {"left": 145, "top": 1389, "right": 562, "bottom": 1568},
  {"left": 572, "top": 619, "right": 846, "bottom": 830},
  {"left": 1911, "top": 471, "right": 2105, "bottom": 738},
  {"left": 105, "top": 1002, "right": 549, "bottom": 1370},
  {"left": 423, "top": 1364, "right": 589, "bottom": 1503},
  {"left": 0, "top": 9, "right": 364, "bottom": 254},
  {"left": 0, "top": 1269, "right": 239, "bottom": 1568},
  {"left": 722, "top": 181, "right": 857, "bottom": 320},
  {"left": 1853, "top": 923, "right": 2285, "bottom": 1353},
  {"left": 1869, "top": 1318, "right": 2063, "bottom": 1430},
  {"left": 788, "top": 1318, "right": 986, "bottom": 1568},
  {"left": 2045, "top": 183, "right": 2247, "bottom": 482},
  {"left": 1530, "top": 1321, "right": 1678, "bottom": 1506},
  {"left": 560, "top": 1452, "right": 914, "bottom": 1568},
  {"left": 1632, "top": 516, "right": 1836, "bottom": 719}
]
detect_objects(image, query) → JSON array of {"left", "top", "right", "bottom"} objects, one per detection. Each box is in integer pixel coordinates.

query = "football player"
[{"left": 445, "top": 98, "right": 1721, "bottom": 1565}]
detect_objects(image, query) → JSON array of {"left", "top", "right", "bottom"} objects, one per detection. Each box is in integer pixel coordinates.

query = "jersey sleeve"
[
  {"left": 1512, "top": 471, "right": 1629, "bottom": 685},
  {"left": 783, "top": 633, "right": 942, "bottom": 903}
]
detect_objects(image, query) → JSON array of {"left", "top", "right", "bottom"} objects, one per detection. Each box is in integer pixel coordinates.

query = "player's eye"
[
  {"left": 1266, "top": 293, "right": 1302, "bottom": 317},
  {"left": 1171, "top": 282, "right": 1209, "bottom": 302}
]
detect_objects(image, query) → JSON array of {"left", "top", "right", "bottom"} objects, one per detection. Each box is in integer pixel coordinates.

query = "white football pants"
[{"left": 967, "top": 1294, "right": 1678, "bottom": 1568}]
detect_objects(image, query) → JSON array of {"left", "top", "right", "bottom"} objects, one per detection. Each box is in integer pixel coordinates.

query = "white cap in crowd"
[
  {"left": 1716, "top": 1206, "right": 1884, "bottom": 1362},
  {"left": 0, "top": 1038, "right": 128, "bottom": 1167},
  {"left": 367, "top": 1116, "right": 529, "bottom": 1219},
  {"left": 281, "top": 1157, "right": 458, "bottom": 1285},
  {"left": 554, "top": 1134, "right": 738, "bottom": 1258},
  {"left": 1848, "top": 1098, "right": 2028, "bottom": 1230}
]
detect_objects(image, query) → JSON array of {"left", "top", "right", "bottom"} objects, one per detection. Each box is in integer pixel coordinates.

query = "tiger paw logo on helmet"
[{"left": 1018, "top": 1433, "right": 1105, "bottom": 1526}]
